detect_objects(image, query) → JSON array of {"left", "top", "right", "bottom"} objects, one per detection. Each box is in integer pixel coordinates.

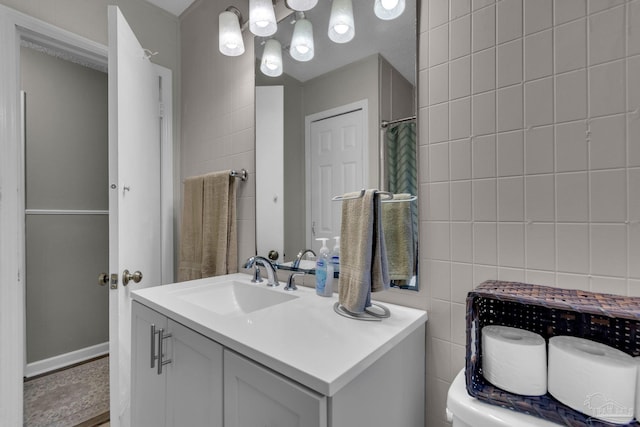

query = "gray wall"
[
  {"left": 22, "top": 47, "right": 109, "bottom": 363},
  {"left": 303, "top": 54, "right": 381, "bottom": 188},
  {"left": 380, "top": 55, "right": 416, "bottom": 122}
]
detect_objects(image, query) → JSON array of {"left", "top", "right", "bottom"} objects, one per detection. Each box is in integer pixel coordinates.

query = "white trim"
[
  {"left": 25, "top": 209, "right": 109, "bottom": 215},
  {"left": 304, "top": 99, "right": 369, "bottom": 248},
  {"left": 155, "top": 64, "right": 175, "bottom": 285},
  {"left": 24, "top": 342, "right": 109, "bottom": 378}
]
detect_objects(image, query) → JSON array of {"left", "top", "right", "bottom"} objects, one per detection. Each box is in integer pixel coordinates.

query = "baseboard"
[{"left": 24, "top": 342, "right": 108, "bottom": 378}]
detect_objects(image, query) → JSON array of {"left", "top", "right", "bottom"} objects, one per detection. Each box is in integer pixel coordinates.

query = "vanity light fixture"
[
  {"left": 260, "top": 39, "right": 284, "bottom": 76},
  {"left": 289, "top": 13, "right": 314, "bottom": 62},
  {"left": 219, "top": 7, "right": 245, "bottom": 56},
  {"left": 328, "top": 0, "right": 355, "bottom": 44},
  {"left": 374, "top": 0, "right": 405, "bottom": 20},
  {"left": 285, "top": 0, "right": 318, "bottom": 11},
  {"left": 249, "top": 0, "right": 278, "bottom": 36}
]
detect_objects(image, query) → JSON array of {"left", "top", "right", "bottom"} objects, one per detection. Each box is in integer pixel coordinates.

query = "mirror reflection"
[{"left": 254, "top": 0, "right": 418, "bottom": 290}]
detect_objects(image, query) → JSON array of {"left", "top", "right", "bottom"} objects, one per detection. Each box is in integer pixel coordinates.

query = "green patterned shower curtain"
[
  {"left": 386, "top": 122, "right": 417, "bottom": 198},
  {"left": 385, "top": 121, "right": 418, "bottom": 286}
]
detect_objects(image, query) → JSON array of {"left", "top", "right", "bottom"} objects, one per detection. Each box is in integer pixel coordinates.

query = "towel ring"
[
  {"left": 381, "top": 194, "right": 418, "bottom": 203},
  {"left": 331, "top": 189, "right": 393, "bottom": 201}
]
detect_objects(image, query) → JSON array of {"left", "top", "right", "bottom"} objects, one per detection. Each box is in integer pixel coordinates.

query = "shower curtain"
[{"left": 385, "top": 121, "right": 418, "bottom": 286}]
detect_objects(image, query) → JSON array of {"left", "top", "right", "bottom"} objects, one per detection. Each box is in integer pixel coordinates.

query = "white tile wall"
[{"left": 420, "top": 1, "right": 640, "bottom": 425}]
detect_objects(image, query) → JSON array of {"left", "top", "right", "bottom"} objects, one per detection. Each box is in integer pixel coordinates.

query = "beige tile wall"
[
  {"left": 420, "top": 0, "right": 640, "bottom": 426},
  {"left": 180, "top": 0, "right": 257, "bottom": 265}
]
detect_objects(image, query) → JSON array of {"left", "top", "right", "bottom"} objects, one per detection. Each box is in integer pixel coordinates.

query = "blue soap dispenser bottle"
[{"left": 315, "top": 238, "right": 334, "bottom": 297}]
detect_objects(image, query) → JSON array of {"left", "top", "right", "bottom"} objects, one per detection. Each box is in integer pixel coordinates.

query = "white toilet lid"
[{"left": 446, "top": 369, "right": 560, "bottom": 427}]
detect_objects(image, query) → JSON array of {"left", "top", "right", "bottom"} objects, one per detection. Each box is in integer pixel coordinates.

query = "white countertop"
[{"left": 131, "top": 273, "right": 427, "bottom": 396}]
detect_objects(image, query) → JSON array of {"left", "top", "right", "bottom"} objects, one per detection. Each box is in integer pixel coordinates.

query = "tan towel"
[
  {"left": 382, "top": 193, "right": 414, "bottom": 281},
  {"left": 338, "top": 190, "right": 390, "bottom": 313},
  {"left": 178, "top": 176, "right": 204, "bottom": 281},
  {"left": 202, "top": 171, "right": 238, "bottom": 277},
  {"left": 178, "top": 171, "right": 238, "bottom": 281}
]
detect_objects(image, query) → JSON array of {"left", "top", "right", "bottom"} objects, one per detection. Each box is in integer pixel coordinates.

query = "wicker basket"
[{"left": 466, "top": 280, "right": 640, "bottom": 426}]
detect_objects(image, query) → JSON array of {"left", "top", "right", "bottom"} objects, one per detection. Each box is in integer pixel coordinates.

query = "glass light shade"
[
  {"left": 260, "top": 39, "right": 283, "bottom": 77},
  {"left": 328, "top": 0, "right": 355, "bottom": 44},
  {"left": 286, "top": 0, "right": 318, "bottom": 11},
  {"left": 374, "top": 0, "right": 405, "bottom": 20},
  {"left": 219, "top": 11, "right": 245, "bottom": 56},
  {"left": 250, "top": 0, "right": 278, "bottom": 37},
  {"left": 290, "top": 18, "right": 314, "bottom": 62}
]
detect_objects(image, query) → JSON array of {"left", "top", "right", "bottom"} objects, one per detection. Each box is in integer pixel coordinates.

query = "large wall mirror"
[{"left": 255, "top": 0, "right": 418, "bottom": 290}]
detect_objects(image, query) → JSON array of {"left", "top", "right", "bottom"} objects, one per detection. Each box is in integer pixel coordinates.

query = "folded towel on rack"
[
  {"left": 202, "top": 171, "right": 238, "bottom": 277},
  {"left": 178, "top": 176, "right": 205, "bottom": 281},
  {"left": 338, "top": 189, "right": 390, "bottom": 313},
  {"left": 382, "top": 193, "right": 414, "bottom": 281},
  {"left": 178, "top": 170, "right": 238, "bottom": 281}
]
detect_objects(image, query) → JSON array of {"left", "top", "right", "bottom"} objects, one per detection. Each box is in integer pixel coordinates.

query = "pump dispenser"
[
  {"left": 315, "top": 238, "right": 334, "bottom": 296},
  {"left": 331, "top": 236, "right": 340, "bottom": 273}
]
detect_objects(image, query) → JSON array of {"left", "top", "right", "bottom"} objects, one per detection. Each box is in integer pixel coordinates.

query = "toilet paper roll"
[
  {"left": 548, "top": 336, "right": 636, "bottom": 425},
  {"left": 481, "top": 325, "right": 547, "bottom": 396}
]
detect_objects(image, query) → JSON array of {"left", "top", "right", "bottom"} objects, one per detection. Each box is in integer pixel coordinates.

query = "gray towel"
[{"left": 338, "top": 190, "right": 390, "bottom": 313}]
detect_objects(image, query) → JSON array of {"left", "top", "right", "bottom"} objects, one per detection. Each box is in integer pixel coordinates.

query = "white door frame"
[
  {"left": 0, "top": 6, "right": 174, "bottom": 424},
  {"left": 304, "top": 99, "right": 368, "bottom": 249}
]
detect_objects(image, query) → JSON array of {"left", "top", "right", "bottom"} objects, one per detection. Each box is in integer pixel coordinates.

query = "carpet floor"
[{"left": 24, "top": 356, "right": 110, "bottom": 427}]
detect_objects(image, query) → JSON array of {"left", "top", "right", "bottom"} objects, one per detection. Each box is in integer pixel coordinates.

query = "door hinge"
[{"left": 159, "top": 102, "right": 165, "bottom": 118}]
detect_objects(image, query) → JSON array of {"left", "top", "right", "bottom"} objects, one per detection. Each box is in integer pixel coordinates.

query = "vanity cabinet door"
[
  {"left": 132, "top": 302, "right": 224, "bottom": 427},
  {"left": 165, "top": 319, "right": 223, "bottom": 427},
  {"left": 131, "top": 301, "right": 168, "bottom": 427},
  {"left": 224, "top": 350, "right": 327, "bottom": 427}
]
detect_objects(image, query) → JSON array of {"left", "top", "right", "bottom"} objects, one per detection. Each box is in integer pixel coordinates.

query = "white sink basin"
[{"left": 174, "top": 280, "right": 298, "bottom": 316}]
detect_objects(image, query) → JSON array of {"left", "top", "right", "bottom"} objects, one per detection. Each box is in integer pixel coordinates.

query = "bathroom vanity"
[{"left": 130, "top": 273, "right": 427, "bottom": 427}]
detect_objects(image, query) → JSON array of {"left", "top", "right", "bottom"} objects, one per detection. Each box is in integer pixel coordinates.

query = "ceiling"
[
  {"left": 146, "top": 0, "right": 416, "bottom": 85},
  {"left": 145, "top": 0, "right": 195, "bottom": 16}
]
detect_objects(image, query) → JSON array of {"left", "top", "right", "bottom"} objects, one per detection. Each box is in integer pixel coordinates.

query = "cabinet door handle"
[
  {"left": 157, "top": 328, "right": 172, "bottom": 375},
  {"left": 150, "top": 324, "right": 158, "bottom": 369}
]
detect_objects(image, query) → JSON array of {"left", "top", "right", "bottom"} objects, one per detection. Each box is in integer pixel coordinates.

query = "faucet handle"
[
  {"left": 251, "top": 265, "right": 263, "bottom": 283},
  {"left": 284, "top": 272, "right": 304, "bottom": 291}
]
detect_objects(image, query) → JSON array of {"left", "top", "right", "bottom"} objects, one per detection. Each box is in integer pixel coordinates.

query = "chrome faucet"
[
  {"left": 243, "top": 256, "right": 279, "bottom": 287},
  {"left": 292, "top": 249, "right": 316, "bottom": 269},
  {"left": 284, "top": 272, "right": 305, "bottom": 291}
]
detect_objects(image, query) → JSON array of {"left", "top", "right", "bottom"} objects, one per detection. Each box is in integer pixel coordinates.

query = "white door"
[
  {"left": 108, "top": 6, "right": 163, "bottom": 426},
  {"left": 255, "top": 86, "right": 284, "bottom": 258},
  {"left": 308, "top": 109, "right": 365, "bottom": 254}
]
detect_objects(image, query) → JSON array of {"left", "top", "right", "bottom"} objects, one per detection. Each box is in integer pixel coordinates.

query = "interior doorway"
[{"left": 21, "top": 45, "right": 110, "bottom": 379}]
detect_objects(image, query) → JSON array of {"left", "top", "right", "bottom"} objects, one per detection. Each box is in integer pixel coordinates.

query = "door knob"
[
  {"left": 98, "top": 273, "right": 109, "bottom": 286},
  {"left": 122, "top": 269, "right": 143, "bottom": 286}
]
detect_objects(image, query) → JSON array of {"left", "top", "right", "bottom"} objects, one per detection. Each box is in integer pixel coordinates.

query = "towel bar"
[{"left": 229, "top": 169, "right": 248, "bottom": 181}]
